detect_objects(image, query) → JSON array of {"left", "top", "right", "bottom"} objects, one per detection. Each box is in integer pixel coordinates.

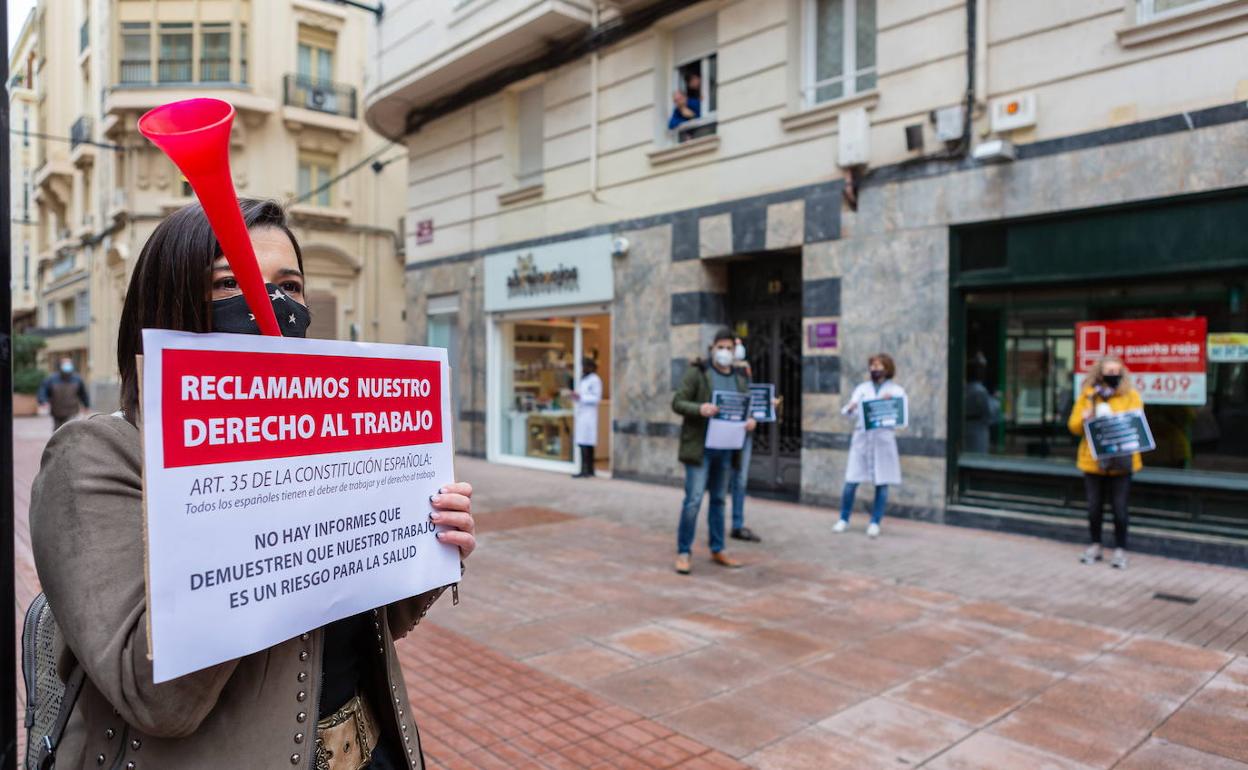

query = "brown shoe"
[
  {"left": 674, "top": 553, "right": 691, "bottom": 574},
  {"left": 710, "top": 551, "right": 742, "bottom": 568}
]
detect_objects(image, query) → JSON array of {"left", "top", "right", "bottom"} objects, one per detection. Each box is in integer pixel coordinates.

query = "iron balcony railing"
[
  {"left": 283, "top": 74, "right": 357, "bottom": 119},
  {"left": 119, "top": 59, "right": 151, "bottom": 84},
  {"left": 200, "top": 57, "right": 230, "bottom": 82},
  {"left": 158, "top": 58, "right": 192, "bottom": 83},
  {"left": 70, "top": 116, "right": 93, "bottom": 150}
]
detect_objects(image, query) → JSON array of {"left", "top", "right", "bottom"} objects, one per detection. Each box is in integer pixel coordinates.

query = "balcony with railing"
[
  {"left": 70, "top": 116, "right": 94, "bottom": 150},
  {"left": 158, "top": 58, "right": 193, "bottom": 84},
  {"left": 109, "top": 24, "right": 273, "bottom": 121},
  {"left": 365, "top": 0, "right": 594, "bottom": 137},
  {"left": 119, "top": 59, "right": 152, "bottom": 84},
  {"left": 200, "top": 57, "right": 231, "bottom": 83},
  {"left": 284, "top": 74, "right": 357, "bottom": 119},
  {"left": 70, "top": 115, "right": 96, "bottom": 167}
]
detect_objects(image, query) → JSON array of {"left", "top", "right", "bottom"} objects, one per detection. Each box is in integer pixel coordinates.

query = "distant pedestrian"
[
  {"left": 835, "top": 353, "right": 906, "bottom": 538},
  {"left": 729, "top": 336, "right": 762, "bottom": 543},
  {"left": 37, "top": 358, "right": 89, "bottom": 430},
  {"left": 671, "top": 328, "right": 756, "bottom": 574},
  {"left": 1068, "top": 355, "right": 1141, "bottom": 570},
  {"left": 572, "top": 357, "right": 602, "bottom": 478}
]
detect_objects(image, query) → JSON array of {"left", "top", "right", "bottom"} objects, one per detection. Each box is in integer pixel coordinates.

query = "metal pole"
[{"left": 1, "top": 0, "right": 19, "bottom": 765}]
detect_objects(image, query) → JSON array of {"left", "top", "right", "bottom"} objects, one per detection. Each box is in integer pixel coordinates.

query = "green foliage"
[{"left": 12, "top": 334, "right": 47, "bottom": 395}]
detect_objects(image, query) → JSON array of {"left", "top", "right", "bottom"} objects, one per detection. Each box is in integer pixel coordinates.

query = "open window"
[{"left": 667, "top": 16, "right": 717, "bottom": 144}]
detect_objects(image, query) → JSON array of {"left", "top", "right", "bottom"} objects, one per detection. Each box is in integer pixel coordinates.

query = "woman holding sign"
[
  {"left": 835, "top": 354, "right": 906, "bottom": 538},
  {"left": 29, "top": 199, "right": 477, "bottom": 770},
  {"left": 1068, "top": 355, "right": 1142, "bottom": 570}
]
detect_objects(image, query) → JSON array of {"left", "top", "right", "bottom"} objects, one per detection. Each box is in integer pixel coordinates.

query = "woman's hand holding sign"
[{"left": 431, "top": 481, "right": 477, "bottom": 559}]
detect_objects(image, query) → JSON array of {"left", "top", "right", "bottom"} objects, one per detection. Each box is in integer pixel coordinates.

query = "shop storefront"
[
  {"left": 950, "top": 189, "right": 1248, "bottom": 539},
  {"left": 484, "top": 235, "right": 614, "bottom": 473}
]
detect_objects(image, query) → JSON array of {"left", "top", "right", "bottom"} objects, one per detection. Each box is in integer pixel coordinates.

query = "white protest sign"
[
  {"left": 705, "top": 390, "right": 749, "bottom": 450},
  {"left": 140, "top": 330, "right": 461, "bottom": 683}
]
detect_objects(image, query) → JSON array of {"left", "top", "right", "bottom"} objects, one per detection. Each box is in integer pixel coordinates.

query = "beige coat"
[{"left": 30, "top": 415, "right": 450, "bottom": 770}]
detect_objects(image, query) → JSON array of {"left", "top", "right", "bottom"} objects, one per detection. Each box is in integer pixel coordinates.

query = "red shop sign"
[{"left": 1075, "top": 317, "right": 1207, "bottom": 405}]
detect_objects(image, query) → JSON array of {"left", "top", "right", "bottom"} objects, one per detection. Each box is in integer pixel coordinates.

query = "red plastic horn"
[{"left": 138, "top": 98, "right": 281, "bottom": 336}]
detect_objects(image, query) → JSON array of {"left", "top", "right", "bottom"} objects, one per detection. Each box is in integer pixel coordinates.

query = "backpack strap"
[{"left": 36, "top": 665, "right": 86, "bottom": 770}]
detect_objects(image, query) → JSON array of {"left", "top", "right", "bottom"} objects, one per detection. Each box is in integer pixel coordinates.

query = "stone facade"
[
  {"left": 400, "top": 113, "right": 1248, "bottom": 521},
  {"left": 369, "top": 0, "right": 1248, "bottom": 529}
]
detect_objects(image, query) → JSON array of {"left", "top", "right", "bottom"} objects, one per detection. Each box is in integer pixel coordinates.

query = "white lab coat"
[
  {"left": 841, "top": 380, "right": 906, "bottom": 485},
  {"left": 574, "top": 372, "right": 602, "bottom": 447}
]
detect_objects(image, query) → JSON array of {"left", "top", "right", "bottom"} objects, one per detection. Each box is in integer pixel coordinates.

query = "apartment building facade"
[
  {"left": 28, "top": 0, "right": 410, "bottom": 409},
  {"left": 9, "top": 10, "right": 40, "bottom": 332},
  {"left": 367, "top": 0, "right": 1248, "bottom": 558}
]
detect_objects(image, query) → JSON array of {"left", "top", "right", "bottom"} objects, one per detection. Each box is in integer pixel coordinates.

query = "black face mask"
[
  {"left": 870, "top": 370, "right": 885, "bottom": 383},
  {"left": 211, "top": 283, "right": 311, "bottom": 337},
  {"left": 1102, "top": 374, "right": 1122, "bottom": 390}
]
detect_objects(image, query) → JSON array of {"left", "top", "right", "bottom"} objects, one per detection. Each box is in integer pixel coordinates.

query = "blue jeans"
[
  {"left": 730, "top": 437, "right": 752, "bottom": 530},
  {"left": 840, "top": 482, "right": 889, "bottom": 525},
  {"left": 677, "top": 449, "right": 733, "bottom": 554}
]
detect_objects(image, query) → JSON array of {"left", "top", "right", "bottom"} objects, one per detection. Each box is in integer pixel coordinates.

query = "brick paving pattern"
[{"left": 13, "top": 417, "right": 1248, "bottom": 768}]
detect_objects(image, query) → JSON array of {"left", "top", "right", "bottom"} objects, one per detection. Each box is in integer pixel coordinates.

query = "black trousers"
[
  {"left": 578, "top": 444, "right": 596, "bottom": 476},
  {"left": 1084, "top": 473, "right": 1131, "bottom": 550}
]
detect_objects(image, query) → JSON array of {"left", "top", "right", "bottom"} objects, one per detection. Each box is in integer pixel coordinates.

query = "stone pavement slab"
[{"left": 12, "top": 417, "right": 1248, "bottom": 768}]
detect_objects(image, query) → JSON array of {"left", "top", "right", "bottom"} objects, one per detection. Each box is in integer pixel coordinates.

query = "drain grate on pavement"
[
  {"left": 475, "top": 506, "right": 580, "bottom": 533},
  {"left": 1153, "top": 592, "right": 1200, "bottom": 605}
]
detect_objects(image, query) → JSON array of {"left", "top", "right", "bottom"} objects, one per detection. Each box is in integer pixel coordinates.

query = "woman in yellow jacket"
[{"left": 1067, "top": 356, "right": 1143, "bottom": 569}]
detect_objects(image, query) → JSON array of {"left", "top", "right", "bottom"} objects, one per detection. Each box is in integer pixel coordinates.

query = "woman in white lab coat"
[
  {"left": 572, "top": 357, "right": 602, "bottom": 478},
  {"left": 834, "top": 353, "right": 906, "bottom": 537}
]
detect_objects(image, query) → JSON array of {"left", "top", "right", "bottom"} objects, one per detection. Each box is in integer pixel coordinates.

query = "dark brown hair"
[
  {"left": 869, "top": 353, "right": 896, "bottom": 380},
  {"left": 117, "top": 199, "right": 303, "bottom": 422}
]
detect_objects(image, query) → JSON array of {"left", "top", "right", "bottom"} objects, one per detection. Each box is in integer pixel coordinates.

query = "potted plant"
[{"left": 13, "top": 334, "right": 47, "bottom": 416}]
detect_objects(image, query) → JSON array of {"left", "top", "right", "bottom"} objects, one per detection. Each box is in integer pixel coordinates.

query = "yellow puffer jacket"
[{"left": 1067, "top": 386, "right": 1145, "bottom": 475}]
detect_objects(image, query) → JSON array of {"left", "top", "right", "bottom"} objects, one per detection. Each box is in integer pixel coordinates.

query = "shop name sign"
[
  {"left": 506, "top": 254, "right": 579, "bottom": 298},
  {"left": 484, "top": 234, "right": 614, "bottom": 312},
  {"left": 1075, "top": 317, "right": 1207, "bottom": 406}
]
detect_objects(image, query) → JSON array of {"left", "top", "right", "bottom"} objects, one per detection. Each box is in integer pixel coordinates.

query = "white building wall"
[{"left": 370, "top": 0, "right": 1248, "bottom": 265}]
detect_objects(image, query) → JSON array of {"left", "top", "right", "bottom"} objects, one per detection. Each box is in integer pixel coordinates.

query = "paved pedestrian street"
[{"left": 13, "top": 417, "right": 1248, "bottom": 769}]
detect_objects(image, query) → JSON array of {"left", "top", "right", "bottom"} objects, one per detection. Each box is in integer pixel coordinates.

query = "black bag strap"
[{"left": 36, "top": 665, "right": 86, "bottom": 770}]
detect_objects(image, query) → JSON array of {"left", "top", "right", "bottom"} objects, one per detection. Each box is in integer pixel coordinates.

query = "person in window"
[
  {"left": 29, "top": 199, "right": 477, "bottom": 769},
  {"left": 668, "top": 72, "right": 702, "bottom": 132},
  {"left": 835, "top": 354, "right": 906, "bottom": 538},
  {"left": 1068, "top": 355, "right": 1141, "bottom": 570}
]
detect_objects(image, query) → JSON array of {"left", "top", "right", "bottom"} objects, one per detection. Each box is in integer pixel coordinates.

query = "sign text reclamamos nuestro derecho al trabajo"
[{"left": 140, "top": 330, "right": 461, "bottom": 682}]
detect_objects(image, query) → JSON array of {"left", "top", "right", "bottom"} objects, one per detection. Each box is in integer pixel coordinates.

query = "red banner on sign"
[
  {"left": 1075, "top": 318, "right": 1207, "bottom": 373},
  {"left": 1074, "top": 317, "right": 1208, "bottom": 405},
  {"left": 160, "top": 349, "right": 443, "bottom": 468}
]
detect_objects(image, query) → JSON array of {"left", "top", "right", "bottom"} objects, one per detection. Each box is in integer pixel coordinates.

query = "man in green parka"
[{"left": 671, "top": 327, "right": 756, "bottom": 574}]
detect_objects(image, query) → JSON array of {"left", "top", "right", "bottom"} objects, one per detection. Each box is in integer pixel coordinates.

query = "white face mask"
[
  {"left": 60, "top": 362, "right": 74, "bottom": 374},
  {"left": 712, "top": 349, "right": 734, "bottom": 368},
  {"left": 734, "top": 344, "right": 746, "bottom": 361}
]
